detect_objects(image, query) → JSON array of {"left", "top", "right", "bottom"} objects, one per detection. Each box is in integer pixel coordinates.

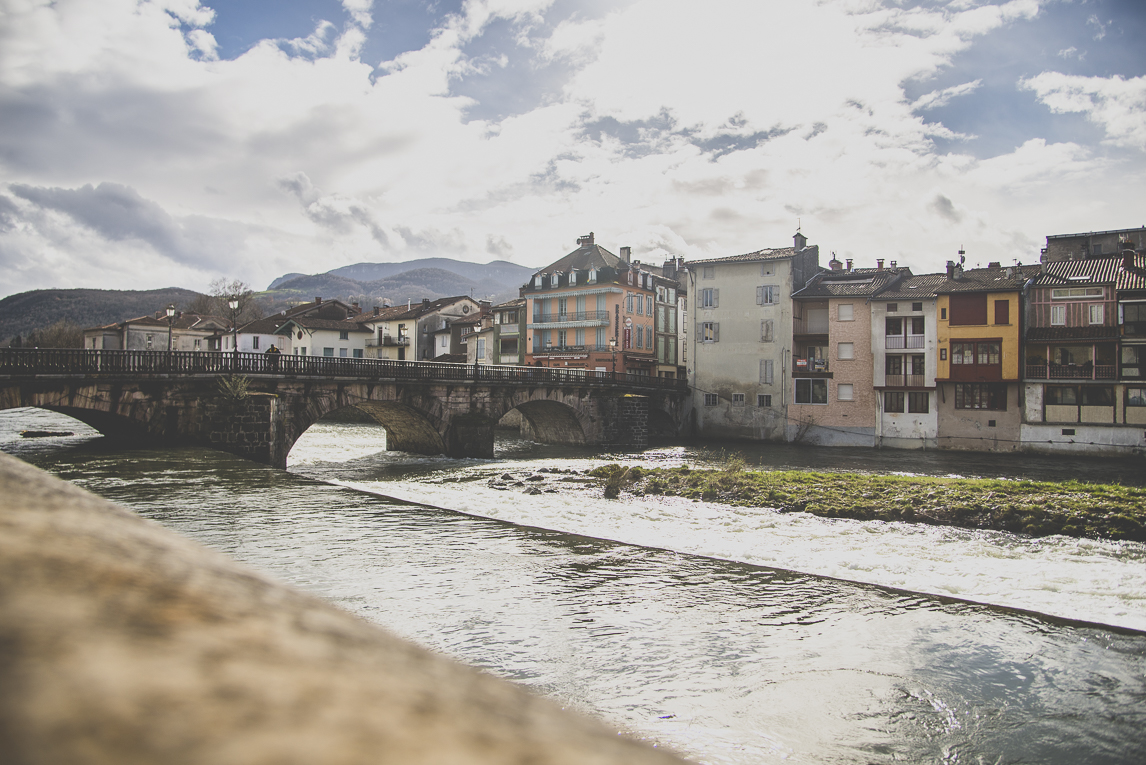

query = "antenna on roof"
[
  {"left": 797, "top": 217, "right": 801, "bottom": 233},
  {"left": 958, "top": 246, "right": 966, "bottom": 266}
]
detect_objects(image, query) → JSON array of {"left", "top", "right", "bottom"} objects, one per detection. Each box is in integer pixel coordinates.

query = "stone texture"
[{"left": 0, "top": 452, "right": 689, "bottom": 765}]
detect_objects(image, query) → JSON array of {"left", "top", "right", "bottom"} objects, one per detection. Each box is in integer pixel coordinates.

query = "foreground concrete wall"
[{"left": 0, "top": 452, "right": 688, "bottom": 765}]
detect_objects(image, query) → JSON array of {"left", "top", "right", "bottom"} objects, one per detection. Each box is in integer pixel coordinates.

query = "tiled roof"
[
  {"left": 279, "top": 317, "right": 371, "bottom": 333},
  {"left": 535, "top": 243, "right": 624, "bottom": 274},
  {"left": 686, "top": 246, "right": 799, "bottom": 266},
  {"left": 933, "top": 265, "right": 1041, "bottom": 293},
  {"left": 494, "top": 298, "right": 526, "bottom": 309},
  {"left": 1034, "top": 256, "right": 1123, "bottom": 285},
  {"left": 876, "top": 273, "right": 950, "bottom": 299},
  {"left": 1027, "top": 326, "right": 1121, "bottom": 342},
  {"left": 352, "top": 296, "right": 478, "bottom": 323},
  {"left": 1118, "top": 253, "right": 1146, "bottom": 291},
  {"left": 89, "top": 313, "right": 229, "bottom": 332},
  {"left": 793, "top": 268, "right": 909, "bottom": 298}
]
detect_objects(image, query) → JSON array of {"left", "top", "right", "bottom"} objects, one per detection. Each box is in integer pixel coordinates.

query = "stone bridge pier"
[{"left": 1, "top": 377, "right": 690, "bottom": 468}]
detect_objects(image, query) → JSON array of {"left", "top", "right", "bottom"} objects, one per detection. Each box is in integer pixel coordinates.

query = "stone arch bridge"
[{"left": 1, "top": 350, "right": 691, "bottom": 467}]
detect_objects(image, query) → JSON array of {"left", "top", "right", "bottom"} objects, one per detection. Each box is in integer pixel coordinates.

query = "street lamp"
[
  {"left": 228, "top": 297, "right": 239, "bottom": 368},
  {"left": 609, "top": 337, "right": 617, "bottom": 379},
  {"left": 545, "top": 340, "right": 553, "bottom": 369},
  {"left": 165, "top": 305, "right": 175, "bottom": 365}
]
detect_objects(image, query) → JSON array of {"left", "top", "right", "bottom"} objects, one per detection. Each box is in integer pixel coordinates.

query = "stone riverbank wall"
[{"left": 0, "top": 451, "right": 688, "bottom": 765}]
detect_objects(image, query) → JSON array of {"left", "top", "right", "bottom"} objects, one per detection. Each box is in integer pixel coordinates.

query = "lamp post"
[
  {"left": 545, "top": 340, "right": 553, "bottom": 369},
  {"left": 165, "top": 305, "right": 175, "bottom": 369},
  {"left": 228, "top": 297, "right": 239, "bottom": 370},
  {"left": 609, "top": 338, "right": 617, "bottom": 379}
]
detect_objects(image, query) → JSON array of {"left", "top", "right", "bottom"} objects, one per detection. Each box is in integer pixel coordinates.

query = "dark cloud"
[
  {"left": 929, "top": 193, "right": 962, "bottom": 223},
  {"left": 582, "top": 110, "right": 790, "bottom": 160},
  {"left": 693, "top": 125, "right": 793, "bottom": 159},
  {"left": 0, "top": 194, "right": 19, "bottom": 232},
  {"left": 7, "top": 181, "right": 248, "bottom": 269},
  {"left": 486, "top": 234, "right": 513, "bottom": 257},
  {"left": 276, "top": 172, "right": 389, "bottom": 246}
]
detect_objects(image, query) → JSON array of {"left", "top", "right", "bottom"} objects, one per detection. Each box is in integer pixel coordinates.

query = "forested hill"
[{"left": 0, "top": 288, "right": 202, "bottom": 344}]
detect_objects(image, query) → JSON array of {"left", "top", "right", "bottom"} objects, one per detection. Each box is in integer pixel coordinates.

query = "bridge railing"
[{"left": 0, "top": 349, "right": 688, "bottom": 392}]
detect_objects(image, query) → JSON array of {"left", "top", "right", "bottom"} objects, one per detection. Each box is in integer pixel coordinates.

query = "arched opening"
[
  {"left": 509, "top": 400, "right": 586, "bottom": 445},
  {"left": 647, "top": 407, "right": 680, "bottom": 443},
  {"left": 331, "top": 401, "right": 446, "bottom": 455}
]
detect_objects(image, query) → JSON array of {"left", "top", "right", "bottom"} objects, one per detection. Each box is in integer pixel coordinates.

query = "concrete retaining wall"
[{"left": 0, "top": 451, "right": 688, "bottom": 765}]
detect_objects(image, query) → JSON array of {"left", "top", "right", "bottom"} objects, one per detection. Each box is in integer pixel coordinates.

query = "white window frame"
[
  {"left": 838, "top": 342, "right": 854, "bottom": 360},
  {"left": 732, "top": 393, "right": 745, "bottom": 406},
  {"left": 1051, "top": 304, "right": 1066, "bottom": 326},
  {"left": 837, "top": 383, "right": 854, "bottom": 401},
  {"left": 1089, "top": 304, "right": 1105, "bottom": 325},
  {"left": 838, "top": 304, "right": 854, "bottom": 321},
  {"left": 703, "top": 393, "right": 719, "bottom": 406}
]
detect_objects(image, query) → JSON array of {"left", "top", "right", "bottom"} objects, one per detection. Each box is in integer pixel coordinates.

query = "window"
[
  {"left": 635, "top": 325, "right": 643, "bottom": 348},
  {"left": 323, "top": 347, "right": 334, "bottom": 356},
  {"left": 704, "top": 393, "right": 719, "bottom": 406},
  {"left": 636, "top": 295, "right": 643, "bottom": 315},
  {"left": 551, "top": 273, "right": 560, "bottom": 287},
  {"left": 701, "top": 322, "right": 719, "bottom": 343},
  {"left": 795, "top": 379, "right": 828, "bottom": 404},
  {"left": 145, "top": 334, "right": 154, "bottom": 349},
  {"left": 908, "top": 392, "right": 929, "bottom": 413},
  {"left": 941, "top": 307, "right": 947, "bottom": 320},
  {"left": 647, "top": 296, "right": 654, "bottom": 315},
  {"left": 838, "top": 342, "right": 854, "bottom": 360},
  {"left": 193, "top": 338, "right": 201, "bottom": 350},
  {"left": 1051, "top": 287, "right": 1103, "bottom": 299},
  {"left": 950, "top": 293, "right": 988, "bottom": 325},
  {"left": 757, "top": 286, "right": 776, "bottom": 305},
  {"left": 761, "top": 319, "right": 774, "bottom": 342},
  {"left": 587, "top": 268, "right": 597, "bottom": 284},
  {"left": 300, "top": 347, "right": 306, "bottom": 356},
  {"left": 440, "top": 336, "right": 448, "bottom": 348},
  {"left": 701, "top": 288, "right": 718, "bottom": 308},
  {"left": 954, "top": 383, "right": 1007, "bottom": 410},
  {"left": 732, "top": 393, "right": 746, "bottom": 405},
  {"left": 951, "top": 341, "right": 1000, "bottom": 366},
  {"left": 912, "top": 302, "right": 923, "bottom": 312},
  {"left": 994, "top": 300, "right": 1009, "bottom": 325},
  {"left": 476, "top": 339, "right": 486, "bottom": 359},
  {"left": 1090, "top": 304, "right": 1105, "bottom": 325},
  {"left": 569, "top": 271, "right": 577, "bottom": 286},
  {"left": 703, "top": 266, "right": 715, "bottom": 279},
  {"left": 884, "top": 391, "right": 905, "bottom": 412},
  {"left": 253, "top": 336, "right": 260, "bottom": 350},
  {"left": 1081, "top": 387, "right": 1114, "bottom": 406},
  {"left": 838, "top": 304, "right": 854, "bottom": 321},
  {"left": 339, "top": 348, "right": 348, "bottom": 357},
  {"left": 886, "top": 317, "right": 903, "bottom": 336},
  {"left": 761, "top": 263, "right": 774, "bottom": 276},
  {"left": 1051, "top": 304, "right": 1066, "bottom": 326},
  {"left": 1127, "top": 388, "right": 1146, "bottom": 407},
  {"left": 757, "top": 394, "right": 772, "bottom": 407},
  {"left": 838, "top": 383, "right": 854, "bottom": 401},
  {"left": 339, "top": 330, "right": 349, "bottom": 340},
  {"left": 353, "top": 349, "right": 363, "bottom": 358},
  {"left": 759, "top": 359, "right": 774, "bottom": 384},
  {"left": 911, "top": 317, "right": 925, "bottom": 335},
  {"left": 887, "top": 303, "right": 898, "bottom": 313},
  {"left": 1046, "top": 386, "right": 1076, "bottom": 405}
]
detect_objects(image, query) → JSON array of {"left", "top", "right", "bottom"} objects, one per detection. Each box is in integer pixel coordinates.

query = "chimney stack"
[
  {"left": 828, "top": 253, "right": 843, "bottom": 270},
  {"left": 422, "top": 298, "right": 430, "bottom": 307},
  {"left": 846, "top": 258, "right": 853, "bottom": 271},
  {"left": 1124, "top": 251, "right": 1136, "bottom": 270},
  {"left": 794, "top": 231, "right": 807, "bottom": 251},
  {"left": 577, "top": 232, "right": 595, "bottom": 247},
  {"left": 315, "top": 297, "right": 322, "bottom": 303},
  {"left": 889, "top": 260, "right": 896, "bottom": 270},
  {"left": 620, "top": 246, "right": 631, "bottom": 263},
  {"left": 877, "top": 259, "right": 885, "bottom": 270}
]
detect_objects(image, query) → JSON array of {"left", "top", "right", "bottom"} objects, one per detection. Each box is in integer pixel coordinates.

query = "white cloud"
[
  {"left": 1, "top": 0, "right": 1144, "bottom": 298},
  {"left": 1021, "top": 72, "right": 1146, "bottom": 150}
]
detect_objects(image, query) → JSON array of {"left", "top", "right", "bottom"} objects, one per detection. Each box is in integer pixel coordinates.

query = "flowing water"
[{"left": 3, "top": 407, "right": 1145, "bottom": 764}]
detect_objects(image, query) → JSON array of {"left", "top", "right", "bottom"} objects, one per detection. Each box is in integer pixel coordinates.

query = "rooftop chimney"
[
  {"left": 577, "top": 232, "right": 595, "bottom": 247},
  {"left": 620, "top": 246, "right": 631, "bottom": 263},
  {"left": 315, "top": 297, "right": 322, "bottom": 303},
  {"left": 876, "top": 259, "right": 885, "bottom": 270},
  {"left": 422, "top": 298, "right": 430, "bottom": 307},
  {"left": 987, "top": 261, "right": 1001, "bottom": 269},
  {"left": 889, "top": 260, "right": 896, "bottom": 270},
  {"left": 1124, "top": 251, "right": 1136, "bottom": 270},
  {"left": 828, "top": 253, "right": 843, "bottom": 270},
  {"left": 373, "top": 306, "right": 381, "bottom": 316},
  {"left": 794, "top": 231, "right": 807, "bottom": 251},
  {"left": 846, "top": 258, "right": 853, "bottom": 271}
]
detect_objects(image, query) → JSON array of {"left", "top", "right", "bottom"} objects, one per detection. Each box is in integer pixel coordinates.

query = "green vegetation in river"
[{"left": 589, "top": 461, "right": 1146, "bottom": 542}]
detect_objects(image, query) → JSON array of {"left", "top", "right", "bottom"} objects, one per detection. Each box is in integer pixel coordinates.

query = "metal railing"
[
  {"left": 0, "top": 349, "right": 688, "bottom": 392},
  {"left": 1025, "top": 364, "right": 1116, "bottom": 380},
  {"left": 883, "top": 374, "right": 927, "bottom": 387},
  {"left": 531, "top": 311, "right": 609, "bottom": 324},
  {"left": 885, "top": 334, "right": 926, "bottom": 349}
]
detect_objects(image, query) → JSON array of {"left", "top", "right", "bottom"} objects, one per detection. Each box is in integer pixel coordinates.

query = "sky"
[{"left": 1, "top": 0, "right": 1145, "bottom": 298}]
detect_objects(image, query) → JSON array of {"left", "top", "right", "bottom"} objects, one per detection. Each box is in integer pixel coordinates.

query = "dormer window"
[
  {"left": 534, "top": 274, "right": 543, "bottom": 288},
  {"left": 551, "top": 272, "right": 560, "bottom": 287},
  {"left": 588, "top": 268, "right": 597, "bottom": 284},
  {"left": 569, "top": 270, "right": 577, "bottom": 286}
]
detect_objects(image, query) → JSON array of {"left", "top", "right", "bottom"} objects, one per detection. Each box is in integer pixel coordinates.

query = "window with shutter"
[
  {"left": 761, "top": 319, "right": 774, "bottom": 342},
  {"left": 760, "top": 359, "right": 774, "bottom": 384}
]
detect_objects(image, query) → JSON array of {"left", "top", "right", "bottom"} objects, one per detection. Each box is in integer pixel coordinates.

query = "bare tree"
[
  {"left": 209, "top": 279, "right": 265, "bottom": 324},
  {"left": 182, "top": 292, "right": 219, "bottom": 316}
]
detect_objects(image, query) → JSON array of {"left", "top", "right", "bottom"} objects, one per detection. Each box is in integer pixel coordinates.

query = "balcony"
[
  {"left": 1025, "top": 364, "right": 1116, "bottom": 380},
  {"left": 792, "top": 317, "right": 829, "bottom": 335},
  {"left": 793, "top": 357, "right": 829, "bottom": 373},
  {"left": 885, "top": 334, "right": 925, "bottom": 349},
  {"left": 366, "top": 335, "right": 410, "bottom": 348},
  {"left": 531, "top": 310, "right": 610, "bottom": 325},
  {"left": 884, "top": 374, "right": 927, "bottom": 387}
]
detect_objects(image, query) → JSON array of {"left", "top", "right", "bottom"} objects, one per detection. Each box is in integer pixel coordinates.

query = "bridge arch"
[{"left": 507, "top": 399, "right": 587, "bottom": 445}]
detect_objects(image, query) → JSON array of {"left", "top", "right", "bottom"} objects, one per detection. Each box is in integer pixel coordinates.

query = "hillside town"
[{"left": 80, "top": 225, "right": 1146, "bottom": 457}]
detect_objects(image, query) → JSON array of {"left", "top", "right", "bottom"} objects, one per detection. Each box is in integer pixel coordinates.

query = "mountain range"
[
  {"left": 0, "top": 288, "right": 204, "bottom": 345},
  {"left": 264, "top": 258, "right": 534, "bottom": 308}
]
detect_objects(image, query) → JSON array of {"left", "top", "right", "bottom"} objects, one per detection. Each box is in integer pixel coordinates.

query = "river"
[{"left": 2, "top": 407, "right": 1145, "bottom": 764}]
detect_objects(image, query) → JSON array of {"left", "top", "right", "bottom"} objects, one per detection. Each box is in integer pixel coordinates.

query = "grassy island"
[{"left": 588, "top": 461, "right": 1146, "bottom": 542}]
